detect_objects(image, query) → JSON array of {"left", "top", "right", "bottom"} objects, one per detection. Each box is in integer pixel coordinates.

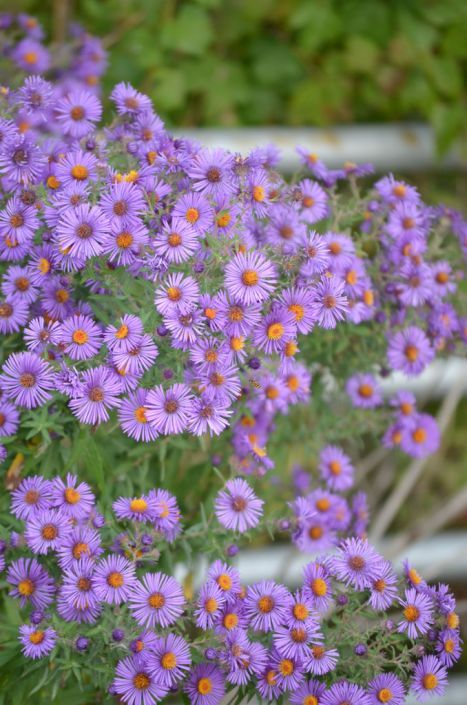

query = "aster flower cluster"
[
  {"left": 1, "top": 474, "right": 462, "bottom": 704},
  {"left": 0, "top": 13, "right": 106, "bottom": 94},
  {"left": 0, "top": 60, "right": 464, "bottom": 477}
]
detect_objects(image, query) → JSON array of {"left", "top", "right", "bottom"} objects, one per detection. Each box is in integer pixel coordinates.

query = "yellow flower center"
[
  {"left": 241, "top": 269, "right": 259, "bottom": 287},
  {"left": 403, "top": 605, "right": 420, "bottom": 622},
  {"left": 422, "top": 674, "right": 438, "bottom": 691},
  {"left": 133, "top": 673, "right": 150, "bottom": 690},
  {"left": 71, "top": 164, "right": 89, "bottom": 180},
  {"left": 116, "top": 232, "right": 134, "bottom": 248},
  {"left": 311, "top": 578, "right": 327, "bottom": 596},
  {"left": 258, "top": 595, "right": 274, "bottom": 613},
  {"left": 161, "top": 652, "right": 177, "bottom": 670},
  {"left": 267, "top": 322, "right": 284, "bottom": 340},
  {"left": 18, "top": 579, "right": 35, "bottom": 596},
  {"left": 107, "top": 571, "right": 124, "bottom": 588},
  {"left": 186, "top": 207, "right": 199, "bottom": 224},
  {"left": 293, "top": 603, "right": 309, "bottom": 620},
  {"left": 217, "top": 574, "right": 232, "bottom": 591},
  {"left": 130, "top": 498, "right": 148, "bottom": 513},
  {"left": 29, "top": 630, "right": 45, "bottom": 645},
  {"left": 65, "top": 487, "right": 81, "bottom": 504},
  {"left": 253, "top": 185, "right": 265, "bottom": 202},
  {"left": 197, "top": 678, "right": 213, "bottom": 695},
  {"left": 72, "top": 329, "right": 89, "bottom": 346},
  {"left": 377, "top": 688, "right": 393, "bottom": 703},
  {"left": 148, "top": 592, "right": 165, "bottom": 609},
  {"left": 134, "top": 406, "right": 148, "bottom": 424},
  {"left": 205, "top": 597, "right": 218, "bottom": 613}
]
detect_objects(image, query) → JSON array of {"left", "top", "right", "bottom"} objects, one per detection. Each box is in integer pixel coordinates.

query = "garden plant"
[{"left": 0, "top": 13, "right": 465, "bottom": 705}]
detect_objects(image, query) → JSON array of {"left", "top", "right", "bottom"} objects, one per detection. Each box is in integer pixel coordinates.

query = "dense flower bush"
[
  {"left": 0, "top": 473, "right": 463, "bottom": 704},
  {"left": 0, "top": 13, "right": 465, "bottom": 704}
]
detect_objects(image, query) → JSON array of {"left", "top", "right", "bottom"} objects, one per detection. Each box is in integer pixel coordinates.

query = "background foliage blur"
[{"left": 6, "top": 0, "right": 467, "bottom": 153}]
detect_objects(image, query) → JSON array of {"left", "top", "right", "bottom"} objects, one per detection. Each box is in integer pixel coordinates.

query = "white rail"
[{"left": 172, "top": 124, "right": 464, "bottom": 172}]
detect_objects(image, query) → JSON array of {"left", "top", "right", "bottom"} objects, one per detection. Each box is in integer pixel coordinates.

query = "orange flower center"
[
  {"left": 107, "top": 571, "right": 124, "bottom": 588},
  {"left": 241, "top": 270, "right": 259, "bottom": 287}
]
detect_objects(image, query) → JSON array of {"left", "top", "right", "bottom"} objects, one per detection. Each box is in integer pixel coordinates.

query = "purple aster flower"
[
  {"left": 104, "top": 314, "right": 144, "bottom": 353},
  {"left": 187, "top": 393, "right": 232, "bottom": 437},
  {"left": 7, "top": 558, "right": 55, "bottom": 609},
  {"left": 56, "top": 524, "right": 102, "bottom": 569},
  {"left": 253, "top": 309, "right": 296, "bottom": 356},
  {"left": 367, "top": 673, "right": 406, "bottom": 705},
  {"left": 368, "top": 560, "right": 399, "bottom": 611},
  {"left": 163, "top": 307, "right": 205, "bottom": 348},
  {"left": 19, "top": 624, "right": 56, "bottom": 659},
  {"left": 346, "top": 372, "right": 383, "bottom": 409},
  {"left": 113, "top": 493, "right": 157, "bottom": 522},
  {"left": 244, "top": 580, "right": 292, "bottom": 631},
  {"left": 331, "top": 537, "right": 382, "bottom": 591},
  {"left": 247, "top": 168, "right": 271, "bottom": 217},
  {"left": 50, "top": 473, "right": 95, "bottom": 520},
  {"left": 12, "top": 37, "right": 50, "bottom": 72},
  {"left": 2, "top": 265, "right": 39, "bottom": 306},
  {"left": 215, "top": 601, "right": 248, "bottom": 635},
  {"left": 279, "top": 287, "right": 316, "bottom": 334},
  {"left": 207, "top": 560, "right": 241, "bottom": 604},
  {"left": 155, "top": 272, "right": 200, "bottom": 316},
  {"left": 224, "top": 251, "right": 277, "bottom": 305},
  {"left": 0, "top": 297, "right": 29, "bottom": 334},
  {"left": 290, "top": 680, "right": 326, "bottom": 705},
  {"left": 145, "top": 383, "right": 193, "bottom": 435},
  {"left": 214, "top": 478, "right": 263, "bottom": 533},
  {"left": 297, "top": 179, "right": 329, "bottom": 223},
  {"left": 185, "top": 663, "right": 226, "bottom": 705},
  {"left": 102, "top": 221, "right": 149, "bottom": 265},
  {"left": 400, "top": 413, "right": 440, "bottom": 458},
  {"left": 431, "top": 261, "right": 456, "bottom": 298},
  {"left": 376, "top": 174, "right": 420, "bottom": 205},
  {"left": 148, "top": 633, "right": 191, "bottom": 687},
  {"left": 302, "top": 643, "right": 339, "bottom": 675},
  {"left": 311, "top": 276, "right": 348, "bottom": 329},
  {"left": 56, "top": 204, "right": 109, "bottom": 260},
  {"left": 149, "top": 488, "right": 181, "bottom": 542},
  {"left": 195, "top": 582, "right": 226, "bottom": 630},
  {"left": 173, "top": 192, "right": 214, "bottom": 234},
  {"left": 100, "top": 181, "right": 146, "bottom": 226},
  {"left": 57, "top": 557, "right": 100, "bottom": 614},
  {"left": 23, "top": 316, "right": 61, "bottom": 353},
  {"left": 265, "top": 204, "right": 306, "bottom": 252},
  {"left": 435, "top": 629, "right": 462, "bottom": 667},
  {"left": 398, "top": 262, "right": 433, "bottom": 308},
  {"left": 390, "top": 390, "right": 417, "bottom": 417},
  {"left": 1, "top": 351, "right": 54, "bottom": 409},
  {"left": 69, "top": 365, "right": 121, "bottom": 425},
  {"left": 153, "top": 216, "right": 198, "bottom": 264},
  {"left": 118, "top": 388, "right": 159, "bottom": 442},
  {"left": 318, "top": 445, "right": 354, "bottom": 491},
  {"left": 321, "top": 680, "right": 370, "bottom": 705},
  {"left": 10, "top": 476, "right": 53, "bottom": 521},
  {"left": 129, "top": 572, "right": 185, "bottom": 628},
  {"left": 223, "top": 630, "right": 268, "bottom": 685},
  {"left": 0, "top": 398, "right": 20, "bottom": 437},
  {"left": 25, "top": 509, "right": 72, "bottom": 554},
  {"left": 111, "top": 334, "right": 158, "bottom": 375},
  {"left": 55, "top": 89, "right": 102, "bottom": 139},
  {"left": 110, "top": 82, "right": 153, "bottom": 115},
  {"left": 411, "top": 655, "right": 448, "bottom": 702},
  {"left": 387, "top": 201, "right": 426, "bottom": 240},
  {"left": 398, "top": 588, "right": 434, "bottom": 639},
  {"left": 93, "top": 555, "right": 137, "bottom": 605},
  {"left": 302, "top": 561, "right": 333, "bottom": 613},
  {"left": 0, "top": 197, "right": 39, "bottom": 243},
  {"left": 187, "top": 148, "right": 235, "bottom": 196},
  {"left": 55, "top": 149, "right": 98, "bottom": 185},
  {"left": 0, "top": 133, "right": 45, "bottom": 184},
  {"left": 58, "top": 314, "right": 102, "bottom": 361},
  {"left": 273, "top": 620, "right": 321, "bottom": 660},
  {"left": 18, "top": 76, "right": 53, "bottom": 119},
  {"left": 299, "top": 231, "right": 330, "bottom": 279},
  {"left": 112, "top": 654, "right": 169, "bottom": 705}
]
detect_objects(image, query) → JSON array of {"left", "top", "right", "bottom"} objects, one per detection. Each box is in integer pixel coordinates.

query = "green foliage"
[{"left": 7, "top": 0, "right": 467, "bottom": 151}]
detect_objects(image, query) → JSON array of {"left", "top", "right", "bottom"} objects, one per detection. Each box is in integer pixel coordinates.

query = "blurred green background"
[{"left": 6, "top": 0, "right": 467, "bottom": 153}]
